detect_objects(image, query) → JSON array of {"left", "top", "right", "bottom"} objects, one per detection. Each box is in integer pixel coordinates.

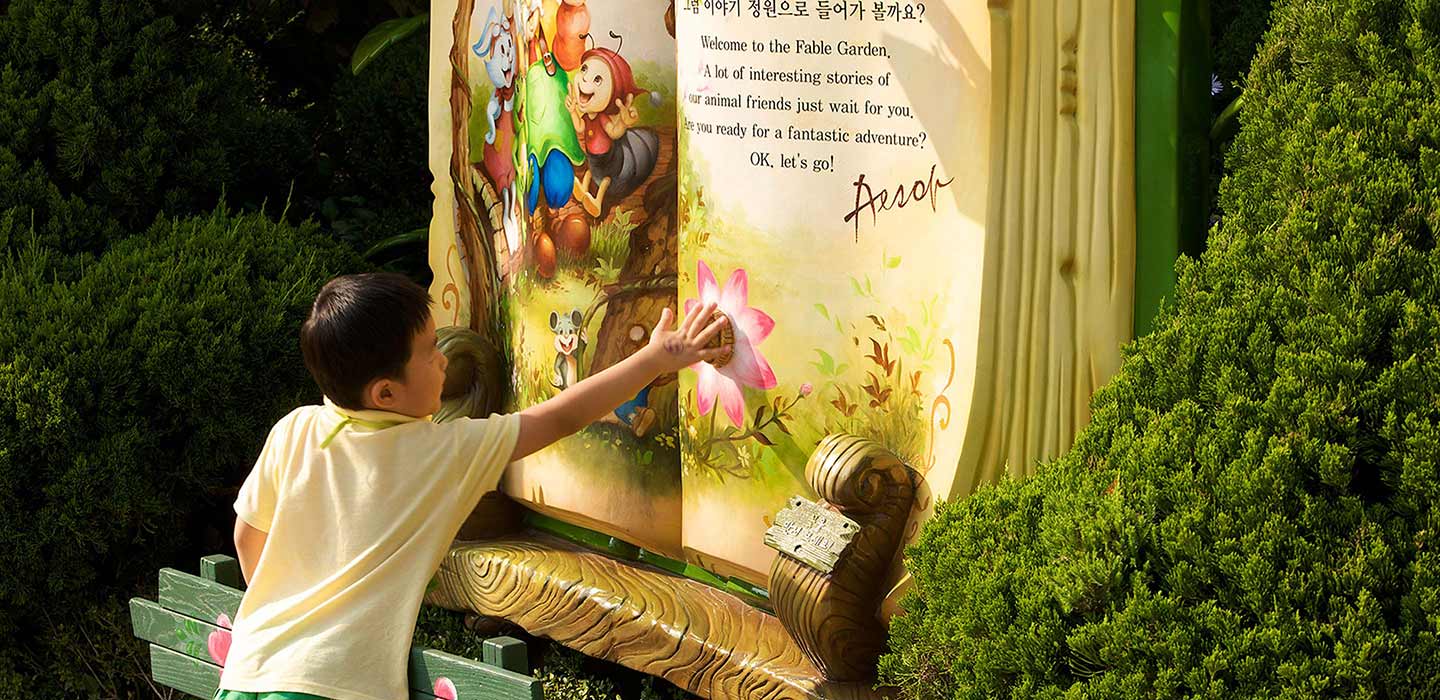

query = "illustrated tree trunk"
[
  {"left": 588, "top": 170, "right": 680, "bottom": 428},
  {"left": 440, "top": 0, "right": 509, "bottom": 419},
  {"left": 450, "top": 0, "right": 503, "bottom": 337}
]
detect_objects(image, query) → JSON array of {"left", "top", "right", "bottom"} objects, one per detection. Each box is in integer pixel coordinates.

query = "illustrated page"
[{"left": 675, "top": 0, "right": 991, "bottom": 585}]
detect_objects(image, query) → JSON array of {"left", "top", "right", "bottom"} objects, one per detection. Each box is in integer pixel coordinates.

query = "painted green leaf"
[
  {"left": 886, "top": 256, "right": 902, "bottom": 268},
  {"left": 814, "top": 303, "right": 830, "bottom": 320},
  {"left": 810, "top": 349, "right": 836, "bottom": 375},
  {"left": 352, "top": 14, "right": 429, "bottom": 75},
  {"left": 900, "top": 327, "right": 922, "bottom": 355}
]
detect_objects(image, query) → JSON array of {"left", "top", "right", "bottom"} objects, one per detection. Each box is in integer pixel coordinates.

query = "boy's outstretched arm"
[{"left": 510, "top": 301, "right": 729, "bottom": 462}]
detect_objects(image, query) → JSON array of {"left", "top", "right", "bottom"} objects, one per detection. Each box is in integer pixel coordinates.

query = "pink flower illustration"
[
  {"left": 434, "top": 677, "right": 458, "bottom": 700},
  {"left": 799, "top": 382, "right": 813, "bottom": 397},
  {"left": 208, "top": 614, "right": 233, "bottom": 666},
  {"left": 685, "top": 260, "right": 778, "bottom": 426}
]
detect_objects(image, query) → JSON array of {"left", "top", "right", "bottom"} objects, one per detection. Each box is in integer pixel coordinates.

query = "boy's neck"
[{"left": 327, "top": 397, "right": 430, "bottom": 421}]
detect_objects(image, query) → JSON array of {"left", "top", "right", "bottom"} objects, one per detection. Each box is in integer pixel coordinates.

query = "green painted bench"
[{"left": 129, "top": 554, "right": 544, "bottom": 700}]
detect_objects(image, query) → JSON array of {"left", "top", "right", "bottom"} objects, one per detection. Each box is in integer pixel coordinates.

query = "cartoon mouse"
[
  {"left": 473, "top": 7, "right": 521, "bottom": 255},
  {"left": 565, "top": 36, "right": 662, "bottom": 218},
  {"left": 549, "top": 309, "right": 587, "bottom": 390}
]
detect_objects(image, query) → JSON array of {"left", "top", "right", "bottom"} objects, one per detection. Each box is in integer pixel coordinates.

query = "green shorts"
[{"left": 215, "top": 691, "right": 331, "bottom": 700}]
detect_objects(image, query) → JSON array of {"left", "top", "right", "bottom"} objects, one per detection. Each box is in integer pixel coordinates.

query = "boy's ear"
[{"left": 364, "top": 377, "right": 398, "bottom": 410}]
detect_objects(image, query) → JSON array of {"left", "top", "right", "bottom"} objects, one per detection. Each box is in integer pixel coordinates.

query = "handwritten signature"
[{"left": 842, "top": 165, "right": 954, "bottom": 241}]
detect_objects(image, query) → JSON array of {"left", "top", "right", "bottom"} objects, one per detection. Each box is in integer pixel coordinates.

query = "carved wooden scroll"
[
  {"left": 427, "top": 534, "right": 887, "bottom": 700},
  {"left": 435, "top": 325, "right": 507, "bottom": 422},
  {"left": 768, "top": 435, "right": 916, "bottom": 681}
]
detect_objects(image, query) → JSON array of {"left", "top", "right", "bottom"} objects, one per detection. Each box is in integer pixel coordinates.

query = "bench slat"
[
  {"left": 410, "top": 646, "right": 543, "bottom": 700},
  {"left": 160, "top": 568, "right": 244, "bottom": 624},
  {"left": 147, "top": 563, "right": 542, "bottom": 698},
  {"left": 131, "top": 597, "right": 226, "bottom": 663},
  {"left": 150, "top": 644, "right": 441, "bottom": 700},
  {"left": 151, "top": 644, "right": 222, "bottom": 699}
]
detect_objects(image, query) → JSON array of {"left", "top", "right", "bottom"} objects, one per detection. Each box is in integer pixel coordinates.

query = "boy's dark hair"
[{"left": 300, "top": 273, "right": 433, "bottom": 409}]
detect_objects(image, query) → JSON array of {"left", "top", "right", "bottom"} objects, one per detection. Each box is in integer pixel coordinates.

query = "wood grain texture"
[
  {"left": 130, "top": 598, "right": 226, "bottom": 663},
  {"left": 426, "top": 534, "right": 889, "bottom": 700},
  {"left": 769, "top": 435, "right": 916, "bottom": 681},
  {"left": 150, "top": 644, "right": 221, "bottom": 699},
  {"left": 159, "top": 568, "right": 243, "bottom": 626},
  {"left": 409, "top": 646, "right": 543, "bottom": 700},
  {"left": 436, "top": 325, "right": 509, "bottom": 423}
]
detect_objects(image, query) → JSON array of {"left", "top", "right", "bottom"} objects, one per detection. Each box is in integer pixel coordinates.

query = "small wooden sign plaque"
[{"left": 763, "top": 496, "right": 860, "bottom": 574}]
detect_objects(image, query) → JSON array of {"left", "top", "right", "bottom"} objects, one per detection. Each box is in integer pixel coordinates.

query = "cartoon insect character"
[
  {"left": 549, "top": 309, "right": 587, "bottom": 389},
  {"left": 473, "top": 7, "right": 521, "bottom": 255},
  {"left": 565, "top": 36, "right": 662, "bottom": 218}
]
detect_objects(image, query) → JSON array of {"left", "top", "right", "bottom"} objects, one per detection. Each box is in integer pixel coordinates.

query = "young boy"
[{"left": 217, "top": 272, "right": 729, "bottom": 700}]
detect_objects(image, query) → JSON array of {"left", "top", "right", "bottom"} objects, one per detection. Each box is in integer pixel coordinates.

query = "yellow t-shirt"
[{"left": 219, "top": 399, "right": 521, "bottom": 700}]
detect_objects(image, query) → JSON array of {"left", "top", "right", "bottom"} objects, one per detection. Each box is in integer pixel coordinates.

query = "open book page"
[
  {"left": 675, "top": 1, "right": 992, "bottom": 586},
  {"left": 434, "top": 0, "right": 685, "bottom": 557}
]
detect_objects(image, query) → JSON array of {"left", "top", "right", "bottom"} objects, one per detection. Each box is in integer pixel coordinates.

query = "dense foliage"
[
  {"left": 318, "top": 28, "right": 432, "bottom": 255},
  {"left": 0, "top": 0, "right": 432, "bottom": 694},
  {"left": 882, "top": 0, "right": 1440, "bottom": 697},
  {"left": 0, "top": 0, "right": 432, "bottom": 262},
  {"left": 0, "top": 0, "right": 307, "bottom": 258},
  {"left": 0, "top": 208, "right": 362, "bottom": 692}
]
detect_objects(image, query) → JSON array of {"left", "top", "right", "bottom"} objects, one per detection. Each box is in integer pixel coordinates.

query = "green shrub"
[
  {"left": 317, "top": 29, "right": 432, "bottom": 254},
  {"left": 0, "top": 0, "right": 308, "bottom": 259},
  {"left": 881, "top": 0, "right": 1440, "bottom": 697},
  {"left": 0, "top": 205, "right": 363, "bottom": 692}
]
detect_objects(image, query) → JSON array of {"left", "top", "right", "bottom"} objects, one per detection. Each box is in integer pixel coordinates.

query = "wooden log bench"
[
  {"left": 129, "top": 554, "right": 545, "bottom": 700},
  {"left": 426, "top": 434, "right": 914, "bottom": 700}
]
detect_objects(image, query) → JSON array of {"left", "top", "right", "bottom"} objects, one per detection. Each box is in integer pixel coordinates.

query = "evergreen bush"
[
  {"left": 881, "top": 0, "right": 1440, "bottom": 697},
  {"left": 0, "top": 0, "right": 310, "bottom": 260},
  {"left": 0, "top": 205, "right": 363, "bottom": 692},
  {"left": 319, "top": 28, "right": 432, "bottom": 255}
]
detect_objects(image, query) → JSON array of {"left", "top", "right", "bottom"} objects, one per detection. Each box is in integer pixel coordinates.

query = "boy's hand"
[
  {"left": 510, "top": 301, "right": 731, "bottom": 462},
  {"left": 649, "top": 301, "right": 730, "bottom": 374}
]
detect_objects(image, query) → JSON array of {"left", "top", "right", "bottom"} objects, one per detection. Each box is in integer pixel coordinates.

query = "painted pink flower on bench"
[
  {"left": 685, "top": 260, "right": 778, "bottom": 426},
  {"left": 434, "top": 677, "right": 458, "bottom": 700},
  {"left": 208, "top": 613, "right": 233, "bottom": 667}
]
